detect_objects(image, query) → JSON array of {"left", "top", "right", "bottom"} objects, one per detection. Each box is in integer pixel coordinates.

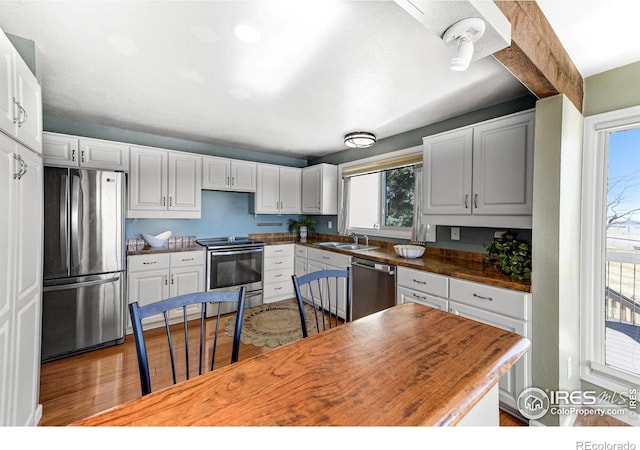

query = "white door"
[
  {"left": 167, "top": 152, "right": 201, "bottom": 212},
  {"left": 42, "top": 132, "right": 79, "bottom": 167},
  {"left": 79, "top": 138, "right": 128, "bottom": 171},
  {"left": 0, "top": 134, "right": 15, "bottom": 425},
  {"left": 13, "top": 57, "right": 42, "bottom": 154},
  {"left": 202, "top": 156, "right": 230, "bottom": 190},
  {"left": 128, "top": 269, "right": 170, "bottom": 329},
  {"left": 423, "top": 128, "right": 473, "bottom": 215},
  {"left": 302, "top": 165, "right": 321, "bottom": 214},
  {"left": 168, "top": 265, "right": 205, "bottom": 319},
  {"left": 129, "top": 146, "right": 168, "bottom": 211},
  {"left": 279, "top": 166, "right": 301, "bottom": 214},
  {"left": 0, "top": 35, "right": 16, "bottom": 138},
  {"left": 472, "top": 112, "right": 534, "bottom": 216},
  {"left": 255, "top": 164, "right": 280, "bottom": 213},
  {"left": 11, "top": 145, "right": 43, "bottom": 426},
  {"left": 230, "top": 160, "right": 256, "bottom": 192}
]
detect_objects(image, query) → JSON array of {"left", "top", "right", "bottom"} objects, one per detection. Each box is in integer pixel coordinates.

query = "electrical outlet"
[
  {"left": 451, "top": 227, "right": 460, "bottom": 240},
  {"left": 328, "top": 221, "right": 332, "bottom": 229},
  {"left": 425, "top": 224, "right": 436, "bottom": 242}
]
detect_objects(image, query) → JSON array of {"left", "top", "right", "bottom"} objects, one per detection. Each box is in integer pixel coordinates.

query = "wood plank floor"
[{"left": 37, "top": 302, "right": 626, "bottom": 427}]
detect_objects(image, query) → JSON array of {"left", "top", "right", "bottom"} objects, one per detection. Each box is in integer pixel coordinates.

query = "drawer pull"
[
  {"left": 142, "top": 261, "right": 157, "bottom": 265},
  {"left": 322, "top": 256, "right": 330, "bottom": 260},
  {"left": 413, "top": 293, "right": 427, "bottom": 300},
  {"left": 275, "top": 261, "right": 283, "bottom": 265},
  {"left": 274, "top": 274, "right": 283, "bottom": 278},
  {"left": 413, "top": 279, "right": 427, "bottom": 284},
  {"left": 472, "top": 293, "right": 493, "bottom": 301},
  {"left": 274, "top": 286, "right": 282, "bottom": 291},
  {"left": 181, "top": 258, "right": 194, "bottom": 262},
  {"left": 274, "top": 249, "right": 283, "bottom": 253}
]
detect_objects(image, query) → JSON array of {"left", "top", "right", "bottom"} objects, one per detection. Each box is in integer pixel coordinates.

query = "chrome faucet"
[
  {"left": 349, "top": 233, "right": 358, "bottom": 244},
  {"left": 363, "top": 235, "right": 369, "bottom": 246}
]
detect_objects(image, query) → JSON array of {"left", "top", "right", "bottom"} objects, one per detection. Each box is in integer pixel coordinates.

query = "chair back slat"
[
  {"left": 292, "top": 268, "right": 351, "bottom": 338},
  {"left": 129, "top": 288, "right": 246, "bottom": 396}
]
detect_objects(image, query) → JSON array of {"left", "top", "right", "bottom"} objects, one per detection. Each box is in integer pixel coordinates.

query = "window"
[
  {"left": 582, "top": 105, "right": 640, "bottom": 394},
  {"left": 347, "top": 167, "right": 415, "bottom": 230},
  {"left": 339, "top": 147, "right": 421, "bottom": 239}
]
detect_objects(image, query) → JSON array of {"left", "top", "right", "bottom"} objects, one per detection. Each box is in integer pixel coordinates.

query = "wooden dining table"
[{"left": 72, "top": 302, "right": 530, "bottom": 426}]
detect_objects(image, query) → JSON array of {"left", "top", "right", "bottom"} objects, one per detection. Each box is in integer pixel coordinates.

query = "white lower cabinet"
[
  {"left": 126, "top": 250, "right": 206, "bottom": 330},
  {"left": 305, "top": 247, "right": 351, "bottom": 320},
  {"left": 396, "top": 266, "right": 449, "bottom": 311},
  {"left": 263, "top": 244, "right": 295, "bottom": 303},
  {"left": 448, "top": 278, "right": 531, "bottom": 415}
]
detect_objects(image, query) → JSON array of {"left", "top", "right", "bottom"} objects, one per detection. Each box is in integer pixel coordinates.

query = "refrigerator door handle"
[
  {"left": 60, "top": 173, "right": 69, "bottom": 272},
  {"left": 70, "top": 170, "right": 84, "bottom": 271},
  {"left": 43, "top": 276, "right": 121, "bottom": 292}
]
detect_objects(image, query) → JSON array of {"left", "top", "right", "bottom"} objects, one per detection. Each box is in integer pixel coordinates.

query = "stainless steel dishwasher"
[{"left": 351, "top": 257, "right": 397, "bottom": 320}]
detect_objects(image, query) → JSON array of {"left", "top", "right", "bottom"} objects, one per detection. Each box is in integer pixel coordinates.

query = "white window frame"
[
  {"left": 581, "top": 104, "right": 640, "bottom": 393},
  {"left": 338, "top": 146, "right": 421, "bottom": 240}
]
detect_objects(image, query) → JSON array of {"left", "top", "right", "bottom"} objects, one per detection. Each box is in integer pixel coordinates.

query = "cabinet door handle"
[
  {"left": 226, "top": 176, "right": 230, "bottom": 186},
  {"left": 162, "top": 196, "right": 166, "bottom": 207},
  {"left": 231, "top": 177, "right": 235, "bottom": 185},
  {"left": 473, "top": 193, "right": 478, "bottom": 209},
  {"left": 71, "top": 149, "right": 76, "bottom": 162},
  {"left": 142, "top": 261, "right": 157, "bottom": 265},
  {"left": 81, "top": 150, "right": 86, "bottom": 163},
  {"left": 464, "top": 194, "right": 469, "bottom": 209},
  {"left": 472, "top": 293, "right": 493, "bottom": 301},
  {"left": 12, "top": 97, "right": 19, "bottom": 124},
  {"left": 17, "top": 103, "right": 27, "bottom": 126},
  {"left": 13, "top": 154, "right": 27, "bottom": 180},
  {"left": 171, "top": 275, "right": 174, "bottom": 285},
  {"left": 413, "top": 279, "right": 427, "bottom": 285},
  {"left": 164, "top": 275, "right": 168, "bottom": 286}
]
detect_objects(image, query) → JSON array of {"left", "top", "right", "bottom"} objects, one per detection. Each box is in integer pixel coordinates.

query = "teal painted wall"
[{"left": 126, "top": 190, "right": 301, "bottom": 240}]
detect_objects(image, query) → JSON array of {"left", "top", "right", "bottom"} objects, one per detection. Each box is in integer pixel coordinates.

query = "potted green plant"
[
  {"left": 288, "top": 216, "right": 317, "bottom": 242},
  {"left": 483, "top": 231, "right": 531, "bottom": 281}
]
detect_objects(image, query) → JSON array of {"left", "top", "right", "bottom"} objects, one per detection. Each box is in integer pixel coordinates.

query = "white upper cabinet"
[
  {"left": 0, "top": 31, "right": 42, "bottom": 154},
  {"left": 423, "top": 127, "right": 473, "bottom": 215},
  {"left": 302, "top": 163, "right": 337, "bottom": 215},
  {"left": 42, "top": 132, "right": 129, "bottom": 170},
  {"left": 202, "top": 155, "right": 256, "bottom": 192},
  {"left": 128, "top": 145, "right": 201, "bottom": 218},
  {"left": 255, "top": 164, "right": 301, "bottom": 214},
  {"left": 422, "top": 110, "right": 534, "bottom": 228}
]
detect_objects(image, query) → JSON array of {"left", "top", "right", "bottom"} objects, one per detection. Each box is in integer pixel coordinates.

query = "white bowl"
[
  {"left": 142, "top": 231, "right": 172, "bottom": 247},
  {"left": 394, "top": 244, "right": 425, "bottom": 259}
]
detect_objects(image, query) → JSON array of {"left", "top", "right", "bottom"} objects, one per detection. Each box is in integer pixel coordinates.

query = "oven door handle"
[{"left": 210, "top": 248, "right": 264, "bottom": 256}]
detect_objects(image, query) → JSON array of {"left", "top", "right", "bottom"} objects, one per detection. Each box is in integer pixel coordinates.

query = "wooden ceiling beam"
[{"left": 492, "top": 0, "right": 583, "bottom": 112}]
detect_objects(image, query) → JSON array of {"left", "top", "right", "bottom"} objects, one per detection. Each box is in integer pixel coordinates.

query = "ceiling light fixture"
[
  {"left": 344, "top": 132, "right": 376, "bottom": 149},
  {"left": 442, "top": 18, "right": 486, "bottom": 71}
]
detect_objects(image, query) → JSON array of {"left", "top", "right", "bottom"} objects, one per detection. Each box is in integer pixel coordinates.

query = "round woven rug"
[{"left": 224, "top": 302, "right": 317, "bottom": 348}]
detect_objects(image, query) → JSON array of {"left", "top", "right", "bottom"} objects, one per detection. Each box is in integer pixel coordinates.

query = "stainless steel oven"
[{"left": 197, "top": 237, "right": 264, "bottom": 315}]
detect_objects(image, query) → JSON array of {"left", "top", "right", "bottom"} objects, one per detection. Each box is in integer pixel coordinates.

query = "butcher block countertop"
[
  {"left": 254, "top": 233, "right": 531, "bottom": 293},
  {"left": 72, "top": 303, "right": 530, "bottom": 426}
]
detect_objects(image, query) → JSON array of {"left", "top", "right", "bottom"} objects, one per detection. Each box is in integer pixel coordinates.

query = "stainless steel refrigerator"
[{"left": 41, "top": 167, "right": 125, "bottom": 362}]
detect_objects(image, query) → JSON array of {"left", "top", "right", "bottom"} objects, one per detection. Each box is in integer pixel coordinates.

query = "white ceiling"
[
  {"left": 537, "top": 0, "right": 640, "bottom": 78},
  {"left": 1, "top": 1, "right": 637, "bottom": 160}
]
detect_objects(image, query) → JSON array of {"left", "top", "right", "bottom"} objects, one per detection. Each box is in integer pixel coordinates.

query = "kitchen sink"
[
  {"left": 317, "top": 242, "right": 343, "bottom": 247},
  {"left": 336, "top": 244, "right": 378, "bottom": 251}
]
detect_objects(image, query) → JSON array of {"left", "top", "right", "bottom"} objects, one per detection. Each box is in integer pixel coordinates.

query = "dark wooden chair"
[
  {"left": 292, "top": 268, "right": 351, "bottom": 337},
  {"left": 129, "top": 288, "right": 245, "bottom": 396}
]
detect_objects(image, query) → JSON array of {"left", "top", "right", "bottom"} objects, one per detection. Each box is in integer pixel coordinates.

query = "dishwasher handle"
[{"left": 351, "top": 260, "right": 395, "bottom": 275}]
